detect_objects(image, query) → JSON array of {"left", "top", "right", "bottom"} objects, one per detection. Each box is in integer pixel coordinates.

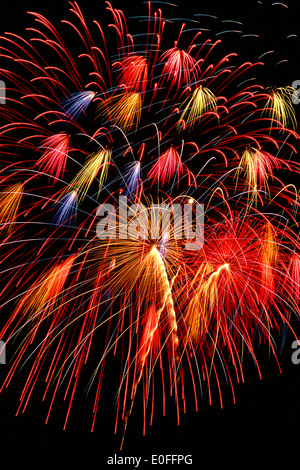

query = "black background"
[{"left": 1, "top": 0, "right": 300, "bottom": 458}]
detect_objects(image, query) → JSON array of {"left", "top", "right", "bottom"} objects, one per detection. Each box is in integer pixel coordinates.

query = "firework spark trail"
[{"left": 120, "top": 245, "right": 178, "bottom": 449}]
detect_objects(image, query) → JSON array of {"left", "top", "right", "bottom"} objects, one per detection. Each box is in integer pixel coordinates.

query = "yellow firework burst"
[
  {"left": 68, "top": 148, "right": 112, "bottom": 202},
  {"left": 234, "top": 146, "right": 282, "bottom": 202},
  {"left": 264, "top": 86, "right": 297, "bottom": 130},
  {"left": 178, "top": 85, "right": 218, "bottom": 130}
]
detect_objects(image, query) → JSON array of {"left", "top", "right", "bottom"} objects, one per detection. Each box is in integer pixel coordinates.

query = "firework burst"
[{"left": 0, "top": 1, "right": 299, "bottom": 449}]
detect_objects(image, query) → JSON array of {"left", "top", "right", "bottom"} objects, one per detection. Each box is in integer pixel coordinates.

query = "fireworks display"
[{"left": 0, "top": 0, "right": 300, "bottom": 450}]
